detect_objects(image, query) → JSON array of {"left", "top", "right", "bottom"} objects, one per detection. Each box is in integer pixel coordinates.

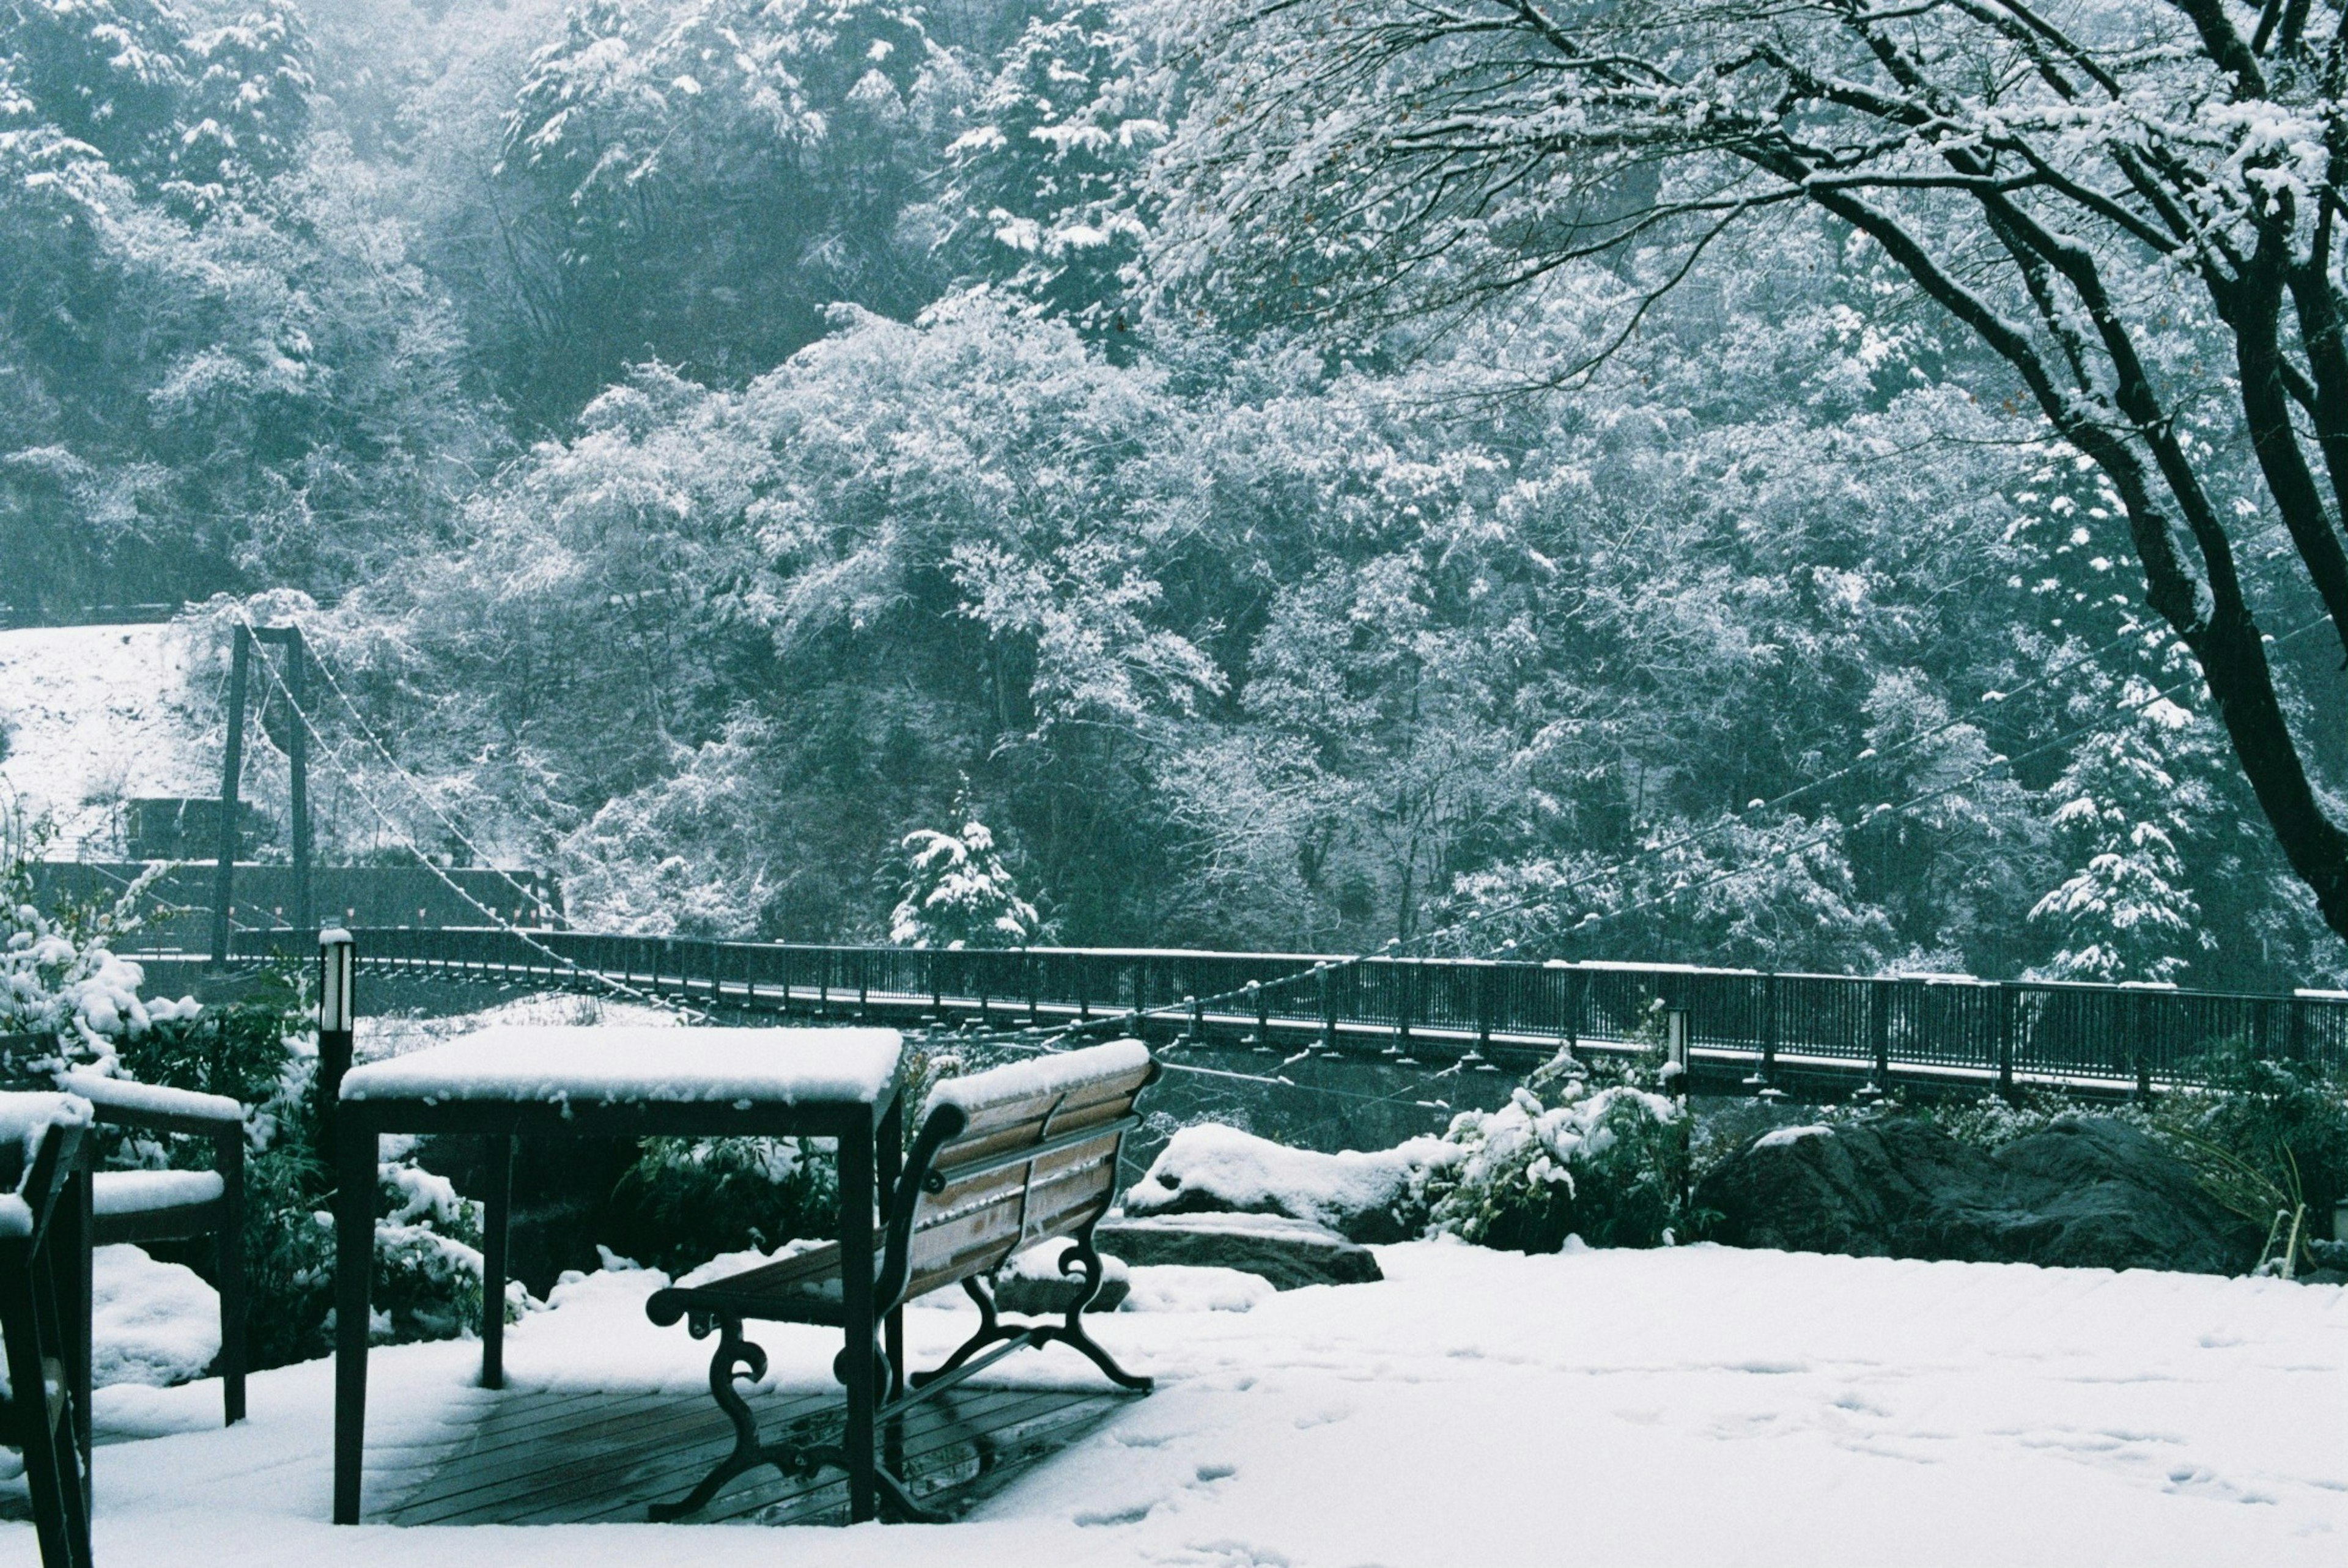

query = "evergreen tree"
[
  {"left": 2029, "top": 687, "right": 2214, "bottom": 984},
  {"left": 890, "top": 808, "right": 1044, "bottom": 949},
  {"left": 940, "top": 0, "right": 1163, "bottom": 339}
]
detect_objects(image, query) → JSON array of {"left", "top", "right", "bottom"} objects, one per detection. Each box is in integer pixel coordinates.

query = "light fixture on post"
[
  {"left": 1664, "top": 1007, "right": 1689, "bottom": 1105},
  {"left": 318, "top": 926, "right": 356, "bottom": 1104}
]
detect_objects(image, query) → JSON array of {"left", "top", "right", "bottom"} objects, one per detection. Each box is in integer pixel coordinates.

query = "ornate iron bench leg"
[
  {"left": 648, "top": 1312, "right": 816, "bottom": 1522},
  {"left": 1038, "top": 1231, "right": 1151, "bottom": 1392},
  {"left": 909, "top": 1276, "right": 1026, "bottom": 1389}
]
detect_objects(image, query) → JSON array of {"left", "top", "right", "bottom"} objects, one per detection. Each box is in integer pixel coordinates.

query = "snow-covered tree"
[
  {"left": 890, "top": 811, "right": 1044, "bottom": 949},
  {"left": 1152, "top": 0, "right": 2348, "bottom": 952},
  {"left": 2030, "top": 688, "right": 2215, "bottom": 984},
  {"left": 940, "top": 0, "right": 1165, "bottom": 338},
  {"left": 1, "top": 790, "right": 195, "bottom": 1075},
  {"left": 489, "top": 0, "right": 960, "bottom": 420}
]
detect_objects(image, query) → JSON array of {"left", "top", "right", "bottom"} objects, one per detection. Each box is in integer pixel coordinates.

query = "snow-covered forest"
[{"left": 7, "top": 0, "right": 2348, "bottom": 989}]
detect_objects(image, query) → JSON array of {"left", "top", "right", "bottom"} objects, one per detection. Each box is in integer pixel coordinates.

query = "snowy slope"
[
  {"left": 6, "top": 1242, "right": 2340, "bottom": 1566},
  {"left": 0, "top": 624, "right": 212, "bottom": 852}
]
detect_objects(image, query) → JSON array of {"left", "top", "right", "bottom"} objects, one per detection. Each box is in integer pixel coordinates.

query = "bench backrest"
[{"left": 880, "top": 1039, "right": 1157, "bottom": 1309}]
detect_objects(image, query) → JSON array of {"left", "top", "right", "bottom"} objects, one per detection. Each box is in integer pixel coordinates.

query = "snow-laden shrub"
[
  {"left": 1427, "top": 1052, "right": 1694, "bottom": 1253},
  {"left": 605, "top": 1038, "right": 967, "bottom": 1277},
  {"left": 604, "top": 1135, "right": 840, "bottom": 1275},
  {"left": 103, "top": 971, "right": 512, "bottom": 1366},
  {"left": 1, "top": 812, "right": 196, "bottom": 1079},
  {"left": 369, "top": 1157, "right": 528, "bottom": 1341},
  {"left": 2147, "top": 1045, "right": 2348, "bottom": 1277},
  {"left": 1908, "top": 1086, "right": 2152, "bottom": 1152}
]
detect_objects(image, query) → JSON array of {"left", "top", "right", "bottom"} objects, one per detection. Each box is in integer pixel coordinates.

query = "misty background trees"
[{"left": 4, "top": 0, "right": 2344, "bottom": 990}]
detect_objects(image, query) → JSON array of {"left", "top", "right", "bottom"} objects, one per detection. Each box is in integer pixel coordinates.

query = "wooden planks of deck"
[{"left": 378, "top": 1380, "right": 1132, "bottom": 1526}]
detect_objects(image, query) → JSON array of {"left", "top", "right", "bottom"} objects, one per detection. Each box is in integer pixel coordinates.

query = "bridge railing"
[{"left": 141, "top": 928, "right": 2348, "bottom": 1092}]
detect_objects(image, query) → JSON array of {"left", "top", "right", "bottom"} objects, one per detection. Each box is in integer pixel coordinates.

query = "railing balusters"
[{"left": 256, "top": 928, "right": 2348, "bottom": 1092}]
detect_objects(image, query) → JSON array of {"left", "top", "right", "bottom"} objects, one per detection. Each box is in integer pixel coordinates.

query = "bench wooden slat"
[
  {"left": 903, "top": 1185, "right": 1113, "bottom": 1302},
  {"left": 664, "top": 1128, "right": 1127, "bottom": 1317},
  {"left": 91, "top": 1198, "right": 227, "bottom": 1246}
]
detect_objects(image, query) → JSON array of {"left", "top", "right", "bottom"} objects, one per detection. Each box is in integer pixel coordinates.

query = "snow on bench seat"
[
  {"left": 339, "top": 1024, "right": 904, "bottom": 1106},
  {"left": 93, "top": 1169, "right": 226, "bottom": 1215}
]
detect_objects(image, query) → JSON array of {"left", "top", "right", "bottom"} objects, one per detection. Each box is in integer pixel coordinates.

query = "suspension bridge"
[
  {"left": 30, "top": 607, "right": 2346, "bottom": 1106},
  {"left": 135, "top": 924, "right": 2348, "bottom": 1099}
]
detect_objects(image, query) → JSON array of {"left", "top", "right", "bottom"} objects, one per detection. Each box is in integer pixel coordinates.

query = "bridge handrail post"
[
  {"left": 1395, "top": 961, "right": 1413, "bottom": 1057},
  {"left": 1869, "top": 977, "right": 1891, "bottom": 1094},
  {"left": 1566, "top": 964, "right": 1582, "bottom": 1056},
  {"left": 1997, "top": 983, "right": 2017, "bottom": 1102}
]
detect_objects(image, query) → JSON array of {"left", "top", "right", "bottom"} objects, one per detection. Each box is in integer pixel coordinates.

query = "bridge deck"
[{"left": 374, "top": 1379, "right": 1126, "bottom": 1527}]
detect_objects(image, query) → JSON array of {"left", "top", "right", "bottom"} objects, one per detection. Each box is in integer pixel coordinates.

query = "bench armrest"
[{"left": 56, "top": 1070, "right": 245, "bottom": 1135}]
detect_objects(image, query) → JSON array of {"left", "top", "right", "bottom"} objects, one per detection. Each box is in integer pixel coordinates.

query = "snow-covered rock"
[
  {"left": 1096, "top": 1210, "right": 1381, "bottom": 1289},
  {"left": 1124, "top": 1122, "right": 1459, "bottom": 1242},
  {"left": 991, "top": 1240, "right": 1131, "bottom": 1314},
  {"left": 1696, "top": 1114, "right": 2257, "bottom": 1273}
]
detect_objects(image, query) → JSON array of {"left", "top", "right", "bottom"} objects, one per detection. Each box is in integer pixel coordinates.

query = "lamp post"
[
  {"left": 1664, "top": 1007, "right": 1689, "bottom": 1106},
  {"left": 318, "top": 926, "right": 356, "bottom": 1110}
]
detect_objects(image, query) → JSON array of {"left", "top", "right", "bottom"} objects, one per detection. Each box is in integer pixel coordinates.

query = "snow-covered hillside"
[{"left": 0, "top": 625, "right": 212, "bottom": 853}]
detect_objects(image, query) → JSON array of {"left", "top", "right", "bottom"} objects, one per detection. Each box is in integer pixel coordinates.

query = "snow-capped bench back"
[
  {"left": 893, "top": 1036, "right": 1160, "bottom": 1303},
  {"left": 641, "top": 1037, "right": 1160, "bottom": 1523}
]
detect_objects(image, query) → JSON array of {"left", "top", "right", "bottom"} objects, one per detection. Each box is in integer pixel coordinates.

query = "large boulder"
[
  {"left": 1096, "top": 1212, "right": 1384, "bottom": 1289},
  {"left": 1696, "top": 1114, "right": 2256, "bottom": 1275},
  {"left": 1124, "top": 1122, "right": 1457, "bottom": 1243}
]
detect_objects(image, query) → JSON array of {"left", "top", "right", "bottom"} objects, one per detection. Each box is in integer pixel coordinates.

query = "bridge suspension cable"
[
  {"left": 208, "top": 602, "right": 2330, "bottom": 1124},
  {"left": 233, "top": 609, "right": 706, "bottom": 1023}
]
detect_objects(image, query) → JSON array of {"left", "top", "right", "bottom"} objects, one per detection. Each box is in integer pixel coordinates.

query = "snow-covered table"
[{"left": 331, "top": 1025, "right": 906, "bottom": 1526}]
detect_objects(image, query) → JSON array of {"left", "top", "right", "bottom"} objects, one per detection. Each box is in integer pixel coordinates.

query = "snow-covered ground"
[
  {"left": 0, "top": 624, "right": 210, "bottom": 852},
  {"left": 12, "top": 1242, "right": 2342, "bottom": 1567}
]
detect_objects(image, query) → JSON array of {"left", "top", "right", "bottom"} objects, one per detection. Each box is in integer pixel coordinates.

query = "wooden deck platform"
[{"left": 377, "top": 1380, "right": 1134, "bottom": 1526}]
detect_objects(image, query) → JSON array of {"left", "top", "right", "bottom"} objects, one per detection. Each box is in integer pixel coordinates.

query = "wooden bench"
[
  {"left": 1, "top": 1094, "right": 95, "bottom": 1568},
  {"left": 644, "top": 1037, "right": 1161, "bottom": 1522},
  {"left": 58, "top": 1071, "right": 248, "bottom": 1429}
]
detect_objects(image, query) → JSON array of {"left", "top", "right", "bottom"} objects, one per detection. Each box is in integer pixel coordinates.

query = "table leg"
[
  {"left": 877, "top": 1096, "right": 905, "bottom": 1403},
  {"left": 481, "top": 1135, "right": 514, "bottom": 1389},
  {"left": 333, "top": 1122, "right": 375, "bottom": 1525},
  {"left": 839, "top": 1116, "right": 877, "bottom": 1523},
  {"left": 59, "top": 1166, "right": 91, "bottom": 1510},
  {"left": 218, "top": 1128, "right": 247, "bottom": 1424}
]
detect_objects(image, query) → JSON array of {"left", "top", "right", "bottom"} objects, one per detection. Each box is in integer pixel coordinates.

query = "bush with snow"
[
  {"left": 603, "top": 1134, "right": 840, "bottom": 1275},
  {"left": 1, "top": 803, "right": 196, "bottom": 1078},
  {"left": 90, "top": 1244, "right": 220, "bottom": 1387},
  {"left": 1425, "top": 1050, "right": 1695, "bottom": 1253}
]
